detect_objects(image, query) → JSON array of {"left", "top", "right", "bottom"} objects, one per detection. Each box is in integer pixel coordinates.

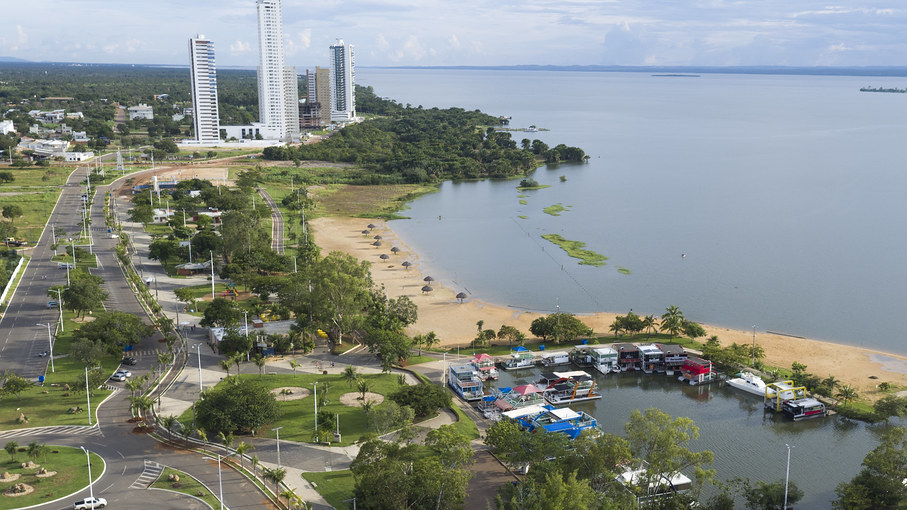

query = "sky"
[{"left": 3, "top": 1, "right": 907, "bottom": 68}]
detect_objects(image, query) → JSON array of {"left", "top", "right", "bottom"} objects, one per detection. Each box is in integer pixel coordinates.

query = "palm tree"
[
  {"left": 235, "top": 441, "right": 254, "bottom": 469},
  {"left": 4, "top": 441, "right": 18, "bottom": 462},
  {"left": 196, "top": 427, "right": 208, "bottom": 442},
  {"left": 254, "top": 355, "right": 267, "bottom": 377},
  {"left": 250, "top": 454, "right": 260, "bottom": 476},
  {"left": 343, "top": 365, "right": 359, "bottom": 387},
  {"left": 281, "top": 488, "right": 302, "bottom": 509},
  {"left": 356, "top": 378, "right": 373, "bottom": 401},
  {"left": 413, "top": 334, "right": 425, "bottom": 356},
  {"left": 125, "top": 377, "right": 143, "bottom": 399},
  {"left": 264, "top": 466, "right": 287, "bottom": 498},
  {"left": 157, "top": 350, "right": 174, "bottom": 373},
  {"left": 836, "top": 384, "right": 859, "bottom": 407},
  {"left": 288, "top": 358, "right": 300, "bottom": 377},
  {"left": 642, "top": 315, "right": 658, "bottom": 337},
  {"left": 160, "top": 415, "right": 179, "bottom": 444},
  {"left": 216, "top": 431, "right": 235, "bottom": 450},
  {"left": 27, "top": 442, "right": 39, "bottom": 462},
  {"left": 231, "top": 353, "right": 244, "bottom": 376},
  {"left": 609, "top": 319, "right": 623, "bottom": 337},
  {"left": 219, "top": 359, "right": 231, "bottom": 376},
  {"left": 131, "top": 395, "right": 154, "bottom": 421},
  {"left": 660, "top": 305, "right": 685, "bottom": 338},
  {"left": 423, "top": 331, "right": 439, "bottom": 351}
]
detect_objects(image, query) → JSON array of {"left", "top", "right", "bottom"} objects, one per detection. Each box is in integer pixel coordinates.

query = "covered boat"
[
  {"left": 615, "top": 343, "right": 641, "bottom": 372},
  {"left": 591, "top": 346, "right": 619, "bottom": 374},
  {"left": 473, "top": 353, "right": 499, "bottom": 380},
  {"left": 678, "top": 356, "right": 718, "bottom": 385},
  {"left": 525, "top": 407, "right": 600, "bottom": 439},
  {"left": 541, "top": 351, "right": 571, "bottom": 367},
  {"left": 638, "top": 344, "right": 665, "bottom": 374},
  {"left": 501, "top": 346, "right": 536, "bottom": 370},
  {"left": 570, "top": 345, "right": 595, "bottom": 367},
  {"left": 539, "top": 371, "right": 601, "bottom": 405},
  {"left": 448, "top": 363, "right": 483, "bottom": 401},
  {"left": 780, "top": 397, "right": 827, "bottom": 421},
  {"left": 656, "top": 344, "right": 687, "bottom": 375}
]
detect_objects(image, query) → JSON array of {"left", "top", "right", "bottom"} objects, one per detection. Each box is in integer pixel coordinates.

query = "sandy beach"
[{"left": 311, "top": 216, "right": 907, "bottom": 396}]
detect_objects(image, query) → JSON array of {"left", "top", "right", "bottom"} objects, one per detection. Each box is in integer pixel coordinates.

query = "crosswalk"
[
  {"left": 130, "top": 459, "right": 164, "bottom": 489},
  {"left": 0, "top": 424, "right": 103, "bottom": 439}
]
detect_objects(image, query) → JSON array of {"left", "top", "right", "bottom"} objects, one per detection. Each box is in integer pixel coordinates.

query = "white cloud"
[
  {"left": 448, "top": 35, "right": 460, "bottom": 48},
  {"left": 102, "top": 39, "right": 144, "bottom": 55},
  {"left": 229, "top": 40, "right": 252, "bottom": 54},
  {"left": 376, "top": 34, "right": 390, "bottom": 51}
]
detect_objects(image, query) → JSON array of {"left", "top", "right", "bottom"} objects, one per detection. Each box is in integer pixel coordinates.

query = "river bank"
[{"left": 311, "top": 215, "right": 907, "bottom": 397}]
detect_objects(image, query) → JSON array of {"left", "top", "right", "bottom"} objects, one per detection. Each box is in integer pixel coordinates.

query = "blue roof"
[{"left": 512, "top": 346, "right": 529, "bottom": 352}]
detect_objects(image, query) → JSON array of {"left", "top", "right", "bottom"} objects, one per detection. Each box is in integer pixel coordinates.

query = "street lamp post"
[
  {"left": 752, "top": 325, "right": 757, "bottom": 366},
  {"left": 55, "top": 289, "right": 64, "bottom": 332},
  {"left": 37, "top": 323, "right": 54, "bottom": 372},
  {"left": 784, "top": 444, "right": 794, "bottom": 509},
  {"left": 217, "top": 453, "right": 224, "bottom": 510},
  {"left": 194, "top": 343, "right": 203, "bottom": 391},
  {"left": 79, "top": 446, "right": 94, "bottom": 503},
  {"left": 273, "top": 426, "right": 283, "bottom": 469},
  {"left": 70, "top": 237, "right": 76, "bottom": 271},
  {"left": 85, "top": 366, "right": 92, "bottom": 425},
  {"left": 312, "top": 383, "right": 318, "bottom": 440}
]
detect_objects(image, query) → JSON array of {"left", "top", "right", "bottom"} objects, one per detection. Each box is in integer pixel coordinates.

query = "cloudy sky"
[{"left": 3, "top": 1, "right": 906, "bottom": 68}]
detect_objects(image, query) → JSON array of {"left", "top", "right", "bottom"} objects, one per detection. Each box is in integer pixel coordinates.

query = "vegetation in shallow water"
[{"left": 541, "top": 234, "right": 607, "bottom": 267}]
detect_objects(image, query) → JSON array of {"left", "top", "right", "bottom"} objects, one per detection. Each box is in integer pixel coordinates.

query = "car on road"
[
  {"left": 73, "top": 497, "right": 106, "bottom": 509},
  {"left": 121, "top": 356, "right": 137, "bottom": 366},
  {"left": 58, "top": 262, "right": 74, "bottom": 269},
  {"left": 47, "top": 300, "right": 59, "bottom": 308},
  {"left": 109, "top": 373, "right": 126, "bottom": 382},
  {"left": 114, "top": 369, "right": 132, "bottom": 378}
]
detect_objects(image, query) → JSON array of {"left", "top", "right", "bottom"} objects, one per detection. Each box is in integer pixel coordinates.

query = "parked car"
[
  {"left": 58, "top": 262, "right": 73, "bottom": 269},
  {"left": 121, "top": 357, "right": 137, "bottom": 366},
  {"left": 73, "top": 497, "right": 106, "bottom": 509},
  {"left": 114, "top": 369, "right": 132, "bottom": 378},
  {"left": 109, "top": 373, "right": 126, "bottom": 382},
  {"left": 46, "top": 300, "right": 59, "bottom": 308}
]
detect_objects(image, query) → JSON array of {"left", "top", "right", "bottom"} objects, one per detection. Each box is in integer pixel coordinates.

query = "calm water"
[
  {"left": 490, "top": 363, "right": 885, "bottom": 509},
  {"left": 357, "top": 68, "right": 907, "bottom": 354}
]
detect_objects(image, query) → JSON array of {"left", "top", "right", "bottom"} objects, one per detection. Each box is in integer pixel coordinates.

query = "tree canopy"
[
  {"left": 194, "top": 378, "right": 281, "bottom": 436},
  {"left": 72, "top": 310, "right": 154, "bottom": 354}
]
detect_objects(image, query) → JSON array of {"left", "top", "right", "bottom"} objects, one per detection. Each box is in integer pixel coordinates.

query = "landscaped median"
[
  {"left": 0, "top": 445, "right": 103, "bottom": 510},
  {"left": 150, "top": 466, "right": 220, "bottom": 509}
]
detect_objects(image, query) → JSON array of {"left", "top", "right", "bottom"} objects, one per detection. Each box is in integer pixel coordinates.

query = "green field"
[
  {"left": 0, "top": 446, "right": 102, "bottom": 510},
  {"left": 302, "top": 470, "right": 355, "bottom": 510},
  {"left": 177, "top": 372, "right": 403, "bottom": 446},
  {"left": 0, "top": 190, "right": 63, "bottom": 242}
]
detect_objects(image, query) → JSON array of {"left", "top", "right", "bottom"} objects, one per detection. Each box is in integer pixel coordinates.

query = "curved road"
[{"left": 257, "top": 187, "right": 284, "bottom": 254}]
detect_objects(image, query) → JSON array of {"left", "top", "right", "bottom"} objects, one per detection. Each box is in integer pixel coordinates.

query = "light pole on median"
[
  {"left": 79, "top": 446, "right": 94, "bottom": 503},
  {"left": 85, "top": 366, "right": 92, "bottom": 425},
  {"left": 194, "top": 343, "right": 203, "bottom": 392},
  {"left": 55, "top": 289, "right": 64, "bottom": 332},
  {"left": 273, "top": 426, "right": 283, "bottom": 469},
  {"left": 217, "top": 453, "right": 224, "bottom": 510},
  {"left": 37, "top": 323, "right": 54, "bottom": 372}
]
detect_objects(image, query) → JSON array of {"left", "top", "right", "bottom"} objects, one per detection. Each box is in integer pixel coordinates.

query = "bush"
[{"left": 389, "top": 383, "right": 451, "bottom": 418}]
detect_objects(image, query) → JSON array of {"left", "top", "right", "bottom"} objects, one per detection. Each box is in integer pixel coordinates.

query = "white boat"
[
  {"left": 447, "top": 363, "right": 484, "bottom": 401},
  {"left": 638, "top": 344, "right": 664, "bottom": 374},
  {"left": 591, "top": 347, "right": 619, "bottom": 374},
  {"left": 726, "top": 372, "right": 775, "bottom": 397},
  {"left": 780, "top": 397, "right": 827, "bottom": 421},
  {"left": 473, "top": 353, "right": 499, "bottom": 380},
  {"left": 541, "top": 351, "right": 571, "bottom": 367},
  {"left": 541, "top": 371, "right": 602, "bottom": 405},
  {"left": 501, "top": 347, "right": 536, "bottom": 370}
]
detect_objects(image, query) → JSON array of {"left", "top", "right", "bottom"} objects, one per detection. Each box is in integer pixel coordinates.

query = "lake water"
[{"left": 357, "top": 68, "right": 907, "bottom": 354}]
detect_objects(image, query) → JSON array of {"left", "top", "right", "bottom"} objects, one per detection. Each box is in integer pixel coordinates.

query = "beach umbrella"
[
  {"left": 379, "top": 254, "right": 390, "bottom": 260},
  {"left": 374, "top": 235, "right": 383, "bottom": 240},
  {"left": 402, "top": 261, "right": 412, "bottom": 270},
  {"left": 456, "top": 292, "right": 467, "bottom": 303},
  {"left": 372, "top": 240, "right": 382, "bottom": 247},
  {"left": 421, "top": 285, "right": 433, "bottom": 293},
  {"left": 391, "top": 247, "right": 400, "bottom": 254},
  {"left": 361, "top": 230, "right": 370, "bottom": 236},
  {"left": 424, "top": 276, "right": 435, "bottom": 283},
  {"left": 367, "top": 223, "right": 376, "bottom": 230},
  {"left": 512, "top": 384, "right": 540, "bottom": 396}
]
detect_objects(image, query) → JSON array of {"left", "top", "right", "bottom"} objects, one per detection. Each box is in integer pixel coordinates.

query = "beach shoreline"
[{"left": 310, "top": 216, "right": 907, "bottom": 396}]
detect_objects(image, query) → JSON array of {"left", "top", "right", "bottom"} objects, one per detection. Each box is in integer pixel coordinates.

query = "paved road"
[{"left": 258, "top": 187, "right": 284, "bottom": 254}]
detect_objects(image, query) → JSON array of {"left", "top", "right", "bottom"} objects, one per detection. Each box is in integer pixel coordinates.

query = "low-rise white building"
[
  {"left": 151, "top": 208, "right": 175, "bottom": 223},
  {"left": 128, "top": 104, "right": 154, "bottom": 120},
  {"left": 18, "top": 137, "right": 70, "bottom": 158},
  {"left": 0, "top": 119, "right": 15, "bottom": 135},
  {"left": 65, "top": 152, "right": 94, "bottom": 162}
]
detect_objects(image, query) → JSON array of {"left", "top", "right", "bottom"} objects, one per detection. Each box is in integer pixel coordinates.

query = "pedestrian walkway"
[
  {"left": 130, "top": 459, "right": 164, "bottom": 489},
  {"left": 0, "top": 424, "right": 103, "bottom": 439}
]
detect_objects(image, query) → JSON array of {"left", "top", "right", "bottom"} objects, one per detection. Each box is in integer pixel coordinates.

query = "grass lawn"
[
  {"left": 402, "top": 355, "right": 435, "bottom": 366},
  {"left": 0, "top": 255, "right": 28, "bottom": 314},
  {"left": 51, "top": 253, "right": 98, "bottom": 269},
  {"left": 0, "top": 190, "right": 63, "bottom": 242},
  {"left": 178, "top": 372, "right": 403, "bottom": 446},
  {"left": 302, "top": 470, "right": 354, "bottom": 510},
  {"left": 449, "top": 405, "right": 480, "bottom": 440},
  {"left": 1, "top": 165, "right": 72, "bottom": 187},
  {"left": 150, "top": 467, "right": 220, "bottom": 509},
  {"left": 0, "top": 446, "right": 102, "bottom": 510}
]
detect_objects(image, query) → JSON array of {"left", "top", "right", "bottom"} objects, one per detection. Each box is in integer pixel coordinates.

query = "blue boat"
[
  {"left": 448, "top": 363, "right": 483, "bottom": 401},
  {"left": 525, "top": 407, "right": 601, "bottom": 439}
]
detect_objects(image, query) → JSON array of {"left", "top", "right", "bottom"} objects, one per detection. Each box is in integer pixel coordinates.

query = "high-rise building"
[
  {"left": 254, "top": 0, "right": 299, "bottom": 141},
  {"left": 188, "top": 35, "right": 221, "bottom": 143},
  {"left": 301, "top": 66, "right": 331, "bottom": 128},
  {"left": 329, "top": 39, "right": 355, "bottom": 122}
]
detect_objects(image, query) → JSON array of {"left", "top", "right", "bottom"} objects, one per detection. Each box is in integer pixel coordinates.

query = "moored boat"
[
  {"left": 448, "top": 363, "right": 484, "bottom": 401},
  {"left": 615, "top": 343, "right": 641, "bottom": 371},
  {"left": 726, "top": 372, "right": 775, "bottom": 397},
  {"left": 591, "top": 346, "right": 619, "bottom": 374},
  {"left": 780, "top": 397, "right": 828, "bottom": 421},
  {"left": 570, "top": 345, "right": 595, "bottom": 367},
  {"left": 657, "top": 344, "right": 687, "bottom": 375},
  {"left": 638, "top": 344, "right": 664, "bottom": 374},
  {"left": 541, "top": 351, "right": 571, "bottom": 367},
  {"left": 525, "top": 407, "right": 600, "bottom": 438},
  {"left": 538, "top": 371, "right": 602, "bottom": 405},
  {"left": 473, "top": 353, "right": 499, "bottom": 380},
  {"left": 501, "top": 346, "right": 536, "bottom": 370},
  {"left": 678, "top": 356, "right": 719, "bottom": 386}
]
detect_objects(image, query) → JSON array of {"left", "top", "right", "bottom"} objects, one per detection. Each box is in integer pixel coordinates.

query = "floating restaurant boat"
[
  {"left": 657, "top": 344, "right": 687, "bottom": 375},
  {"left": 570, "top": 345, "right": 595, "bottom": 367},
  {"left": 591, "top": 346, "right": 619, "bottom": 374},
  {"left": 472, "top": 353, "right": 499, "bottom": 380},
  {"left": 780, "top": 397, "right": 828, "bottom": 421},
  {"left": 537, "top": 371, "right": 602, "bottom": 405},
  {"left": 447, "top": 363, "right": 484, "bottom": 401},
  {"left": 540, "top": 351, "right": 571, "bottom": 367},
  {"left": 638, "top": 344, "right": 665, "bottom": 374},
  {"left": 524, "top": 407, "right": 600, "bottom": 439},
  {"left": 678, "top": 356, "right": 719, "bottom": 385},
  {"left": 615, "top": 343, "right": 641, "bottom": 371},
  {"left": 490, "top": 384, "right": 547, "bottom": 412},
  {"left": 501, "top": 346, "right": 536, "bottom": 370}
]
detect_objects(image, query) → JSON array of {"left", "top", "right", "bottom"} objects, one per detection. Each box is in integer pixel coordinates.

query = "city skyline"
[{"left": 3, "top": 1, "right": 907, "bottom": 68}]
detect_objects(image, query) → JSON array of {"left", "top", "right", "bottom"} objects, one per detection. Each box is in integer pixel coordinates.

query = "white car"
[
  {"left": 114, "top": 369, "right": 132, "bottom": 378},
  {"left": 109, "top": 373, "right": 126, "bottom": 382},
  {"left": 73, "top": 496, "right": 106, "bottom": 509}
]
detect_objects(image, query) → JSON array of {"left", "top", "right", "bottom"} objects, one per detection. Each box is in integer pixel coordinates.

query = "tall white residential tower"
[
  {"left": 255, "top": 0, "right": 299, "bottom": 142},
  {"left": 188, "top": 35, "right": 221, "bottom": 143},
  {"left": 329, "top": 39, "right": 355, "bottom": 122}
]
